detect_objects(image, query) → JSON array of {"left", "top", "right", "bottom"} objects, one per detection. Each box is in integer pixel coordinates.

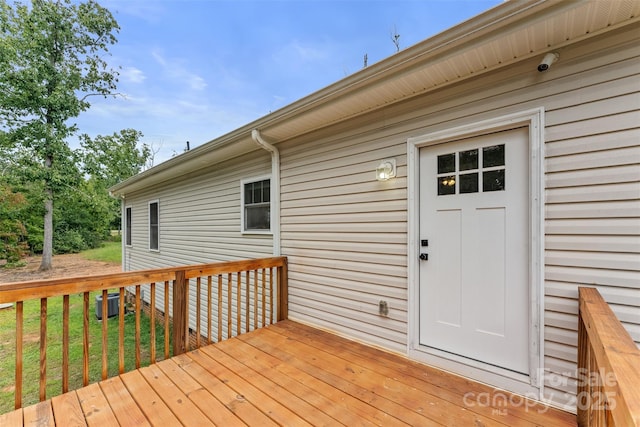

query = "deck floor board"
[{"left": 6, "top": 320, "right": 577, "bottom": 426}]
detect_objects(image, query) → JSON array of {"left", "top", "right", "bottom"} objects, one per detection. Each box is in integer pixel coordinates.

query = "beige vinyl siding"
[
  {"left": 280, "top": 23, "right": 639, "bottom": 409},
  {"left": 280, "top": 128, "right": 409, "bottom": 351},
  {"left": 122, "top": 149, "right": 273, "bottom": 338}
]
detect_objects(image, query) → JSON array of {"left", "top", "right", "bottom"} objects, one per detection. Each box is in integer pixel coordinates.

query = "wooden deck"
[{"left": 1, "top": 320, "right": 576, "bottom": 426}]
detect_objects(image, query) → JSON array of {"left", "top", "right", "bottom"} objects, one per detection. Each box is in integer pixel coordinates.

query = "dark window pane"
[
  {"left": 459, "top": 149, "right": 478, "bottom": 171},
  {"left": 125, "top": 208, "right": 132, "bottom": 246},
  {"left": 438, "top": 175, "right": 456, "bottom": 195},
  {"left": 149, "top": 202, "right": 159, "bottom": 250},
  {"left": 150, "top": 203, "right": 158, "bottom": 225},
  {"left": 483, "top": 144, "right": 505, "bottom": 168},
  {"left": 437, "top": 153, "right": 455, "bottom": 174},
  {"left": 245, "top": 205, "right": 270, "bottom": 230},
  {"left": 459, "top": 173, "right": 478, "bottom": 193},
  {"left": 262, "top": 180, "right": 270, "bottom": 203},
  {"left": 245, "top": 184, "right": 253, "bottom": 204},
  {"left": 253, "top": 183, "right": 261, "bottom": 203},
  {"left": 150, "top": 226, "right": 158, "bottom": 250},
  {"left": 483, "top": 169, "right": 505, "bottom": 192}
]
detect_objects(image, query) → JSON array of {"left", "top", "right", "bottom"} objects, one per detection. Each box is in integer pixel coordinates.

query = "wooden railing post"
[
  {"left": 173, "top": 269, "right": 188, "bottom": 356},
  {"left": 577, "top": 287, "right": 640, "bottom": 427},
  {"left": 277, "top": 257, "right": 288, "bottom": 321}
]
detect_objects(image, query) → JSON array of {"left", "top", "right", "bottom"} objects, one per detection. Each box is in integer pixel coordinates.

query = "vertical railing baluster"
[
  {"left": 164, "top": 281, "right": 170, "bottom": 360},
  {"left": 269, "top": 268, "right": 274, "bottom": 324},
  {"left": 577, "top": 307, "right": 588, "bottom": 426},
  {"left": 62, "top": 295, "right": 70, "bottom": 393},
  {"left": 101, "top": 289, "right": 108, "bottom": 380},
  {"left": 217, "top": 275, "right": 222, "bottom": 342},
  {"left": 150, "top": 283, "right": 156, "bottom": 363},
  {"left": 261, "top": 269, "right": 266, "bottom": 327},
  {"left": 118, "top": 288, "right": 125, "bottom": 374},
  {"left": 15, "top": 301, "right": 23, "bottom": 409},
  {"left": 236, "top": 272, "right": 241, "bottom": 336},
  {"left": 207, "top": 276, "right": 212, "bottom": 344},
  {"left": 227, "top": 273, "right": 232, "bottom": 339},
  {"left": 135, "top": 285, "right": 141, "bottom": 368},
  {"left": 83, "top": 292, "right": 89, "bottom": 385},
  {"left": 245, "top": 271, "right": 250, "bottom": 333},
  {"left": 196, "top": 277, "right": 201, "bottom": 348},
  {"left": 253, "top": 269, "right": 258, "bottom": 330},
  {"left": 40, "top": 298, "right": 47, "bottom": 401}
]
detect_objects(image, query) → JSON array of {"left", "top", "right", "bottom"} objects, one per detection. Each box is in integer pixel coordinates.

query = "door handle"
[{"left": 419, "top": 253, "right": 429, "bottom": 261}]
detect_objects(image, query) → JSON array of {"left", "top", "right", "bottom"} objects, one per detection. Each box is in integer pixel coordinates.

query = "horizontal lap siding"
[
  {"left": 543, "top": 47, "right": 640, "bottom": 408},
  {"left": 123, "top": 149, "right": 273, "bottom": 332},
  {"left": 281, "top": 24, "right": 639, "bottom": 409},
  {"left": 280, "top": 129, "right": 409, "bottom": 351}
]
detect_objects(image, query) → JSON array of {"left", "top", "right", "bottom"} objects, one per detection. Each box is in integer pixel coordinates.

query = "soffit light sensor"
[{"left": 376, "top": 159, "right": 396, "bottom": 181}]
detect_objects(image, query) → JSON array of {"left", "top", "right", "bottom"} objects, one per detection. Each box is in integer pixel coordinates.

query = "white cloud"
[
  {"left": 151, "top": 49, "right": 208, "bottom": 91},
  {"left": 271, "top": 39, "right": 330, "bottom": 68},
  {"left": 120, "top": 66, "right": 146, "bottom": 83}
]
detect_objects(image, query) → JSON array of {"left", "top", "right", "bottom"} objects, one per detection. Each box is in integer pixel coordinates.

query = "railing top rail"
[
  {"left": 0, "top": 256, "right": 288, "bottom": 304},
  {"left": 579, "top": 286, "right": 640, "bottom": 427},
  {"left": 183, "top": 256, "right": 287, "bottom": 279}
]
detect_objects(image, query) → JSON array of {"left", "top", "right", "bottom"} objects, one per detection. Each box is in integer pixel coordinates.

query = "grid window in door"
[
  {"left": 242, "top": 178, "right": 270, "bottom": 232},
  {"left": 437, "top": 144, "right": 505, "bottom": 195},
  {"left": 149, "top": 201, "right": 159, "bottom": 251}
]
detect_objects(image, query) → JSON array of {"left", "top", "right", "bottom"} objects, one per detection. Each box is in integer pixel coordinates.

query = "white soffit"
[{"left": 263, "top": 0, "right": 640, "bottom": 141}]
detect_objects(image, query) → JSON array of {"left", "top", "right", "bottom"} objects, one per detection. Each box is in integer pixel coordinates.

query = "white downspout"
[{"left": 251, "top": 129, "right": 281, "bottom": 256}]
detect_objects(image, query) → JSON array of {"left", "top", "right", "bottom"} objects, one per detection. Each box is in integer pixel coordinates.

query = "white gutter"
[{"left": 251, "top": 129, "right": 281, "bottom": 257}]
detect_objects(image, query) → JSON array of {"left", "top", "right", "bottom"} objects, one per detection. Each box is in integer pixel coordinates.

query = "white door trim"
[{"left": 406, "top": 108, "right": 545, "bottom": 397}]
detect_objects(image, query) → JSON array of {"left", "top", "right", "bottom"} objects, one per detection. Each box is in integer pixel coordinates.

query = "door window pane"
[
  {"left": 459, "top": 149, "right": 478, "bottom": 171},
  {"left": 438, "top": 153, "right": 455, "bottom": 174},
  {"left": 459, "top": 173, "right": 478, "bottom": 193},
  {"left": 483, "top": 144, "right": 505, "bottom": 168},
  {"left": 438, "top": 176, "right": 456, "bottom": 195},
  {"left": 483, "top": 170, "right": 505, "bottom": 192}
]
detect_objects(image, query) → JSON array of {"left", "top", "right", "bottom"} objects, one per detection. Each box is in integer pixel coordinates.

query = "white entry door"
[{"left": 419, "top": 127, "right": 529, "bottom": 375}]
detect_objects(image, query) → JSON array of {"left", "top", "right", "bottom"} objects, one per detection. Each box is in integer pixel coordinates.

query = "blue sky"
[{"left": 76, "top": 0, "right": 501, "bottom": 164}]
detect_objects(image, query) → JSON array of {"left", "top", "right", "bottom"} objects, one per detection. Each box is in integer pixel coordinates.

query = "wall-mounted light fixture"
[{"left": 376, "top": 158, "right": 396, "bottom": 181}]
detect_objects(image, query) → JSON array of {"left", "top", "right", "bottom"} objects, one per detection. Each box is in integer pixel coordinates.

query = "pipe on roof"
[{"left": 251, "top": 129, "right": 281, "bottom": 257}]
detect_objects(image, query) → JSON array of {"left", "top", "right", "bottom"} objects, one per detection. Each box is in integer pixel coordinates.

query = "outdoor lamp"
[{"left": 376, "top": 159, "right": 396, "bottom": 181}]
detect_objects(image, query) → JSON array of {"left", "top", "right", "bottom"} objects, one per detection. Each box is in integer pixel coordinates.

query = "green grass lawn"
[
  {"left": 81, "top": 240, "right": 122, "bottom": 264},
  {"left": 0, "top": 242, "right": 171, "bottom": 413}
]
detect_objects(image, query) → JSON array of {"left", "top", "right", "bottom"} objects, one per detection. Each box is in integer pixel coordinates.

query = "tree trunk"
[
  {"left": 39, "top": 189, "right": 53, "bottom": 271},
  {"left": 39, "top": 153, "right": 54, "bottom": 271}
]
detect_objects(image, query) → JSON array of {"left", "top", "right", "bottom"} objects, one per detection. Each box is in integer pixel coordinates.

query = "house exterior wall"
[
  {"left": 122, "top": 149, "right": 273, "bottom": 333},
  {"left": 279, "top": 24, "right": 639, "bottom": 410},
  {"left": 118, "top": 22, "right": 639, "bottom": 411}
]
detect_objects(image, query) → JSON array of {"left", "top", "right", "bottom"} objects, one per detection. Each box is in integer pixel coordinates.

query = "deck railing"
[
  {"left": 577, "top": 287, "right": 640, "bottom": 427},
  {"left": 0, "top": 256, "right": 288, "bottom": 410}
]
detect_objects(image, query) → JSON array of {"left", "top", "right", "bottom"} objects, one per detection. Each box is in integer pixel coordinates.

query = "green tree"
[
  {"left": 80, "top": 129, "right": 150, "bottom": 232},
  {"left": 0, "top": 184, "right": 29, "bottom": 266},
  {"left": 0, "top": 0, "right": 120, "bottom": 270}
]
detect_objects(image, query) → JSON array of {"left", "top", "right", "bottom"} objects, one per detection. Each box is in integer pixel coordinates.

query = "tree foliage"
[
  {"left": 0, "top": 184, "right": 29, "bottom": 266},
  {"left": 80, "top": 129, "right": 149, "bottom": 232},
  {"left": 0, "top": 0, "right": 120, "bottom": 270}
]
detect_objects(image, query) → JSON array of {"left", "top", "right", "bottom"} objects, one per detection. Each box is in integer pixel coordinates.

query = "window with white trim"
[
  {"left": 241, "top": 177, "right": 271, "bottom": 233},
  {"left": 149, "top": 200, "right": 159, "bottom": 251},
  {"left": 125, "top": 206, "right": 132, "bottom": 246}
]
